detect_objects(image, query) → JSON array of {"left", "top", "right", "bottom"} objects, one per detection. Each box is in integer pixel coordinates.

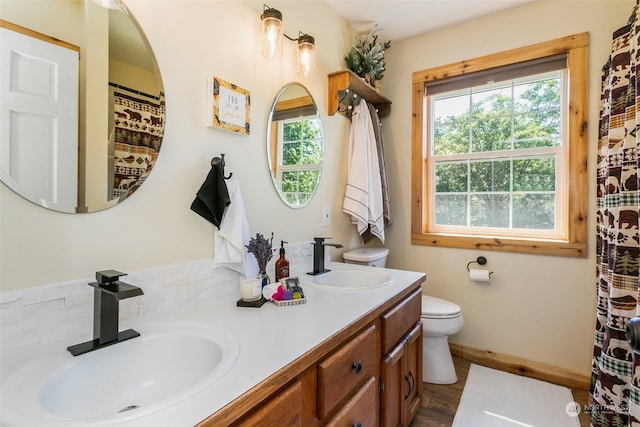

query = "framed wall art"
[{"left": 207, "top": 76, "right": 250, "bottom": 135}]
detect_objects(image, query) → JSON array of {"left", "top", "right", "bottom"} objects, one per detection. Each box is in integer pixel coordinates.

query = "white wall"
[
  {"left": 1, "top": 0, "right": 634, "bottom": 376},
  {"left": 0, "top": 0, "right": 357, "bottom": 290},
  {"left": 383, "top": 0, "right": 634, "bottom": 375}
]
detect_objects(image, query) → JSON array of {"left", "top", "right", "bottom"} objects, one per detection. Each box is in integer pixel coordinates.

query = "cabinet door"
[
  {"left": 381, "top": 340, "right": 405, "bottom": 427},
  {"left": 234, "top": 380, "right": 302, "bottom": 426},
  {"left": 381, "top": 322, "right": 423, "bottom": 427},
  {"left": 404, "top": 323, "right": 423, "bottom": 424}
]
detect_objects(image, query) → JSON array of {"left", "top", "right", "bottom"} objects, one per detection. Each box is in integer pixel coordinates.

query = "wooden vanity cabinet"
[
  {"left": 197, "top": 280, "right": 424, "bottom": 427},
  {"left": 380, "top": 289, "right": 423, "bottom": 427}
]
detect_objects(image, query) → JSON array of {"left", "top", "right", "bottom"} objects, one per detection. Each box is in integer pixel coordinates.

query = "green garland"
[{"left": 344, "top": 26, "right": 391, "bottom": 88}]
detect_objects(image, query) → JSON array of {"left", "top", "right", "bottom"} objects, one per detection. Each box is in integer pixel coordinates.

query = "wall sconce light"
[{"left": 261, "top": 4, "right": 316, "bottom": 78}]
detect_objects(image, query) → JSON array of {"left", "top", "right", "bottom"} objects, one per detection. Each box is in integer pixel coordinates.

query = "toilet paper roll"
[{"left": 469, "top": 268, "right": 491, "bottom": 282}]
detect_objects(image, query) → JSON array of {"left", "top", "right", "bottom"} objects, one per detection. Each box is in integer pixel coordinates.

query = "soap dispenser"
[{"left": 275, "top": 241, "right": 290, "bottom": 282}]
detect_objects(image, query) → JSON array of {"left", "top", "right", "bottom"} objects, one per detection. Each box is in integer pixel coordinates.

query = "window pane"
[
  {"left": 299, "top": 170, "right": 320, "bottom": 193},
  {"left": 282, "top": 142, "right": 301, "bottom": 165},
  {"left": 283, "top": 121, "right": 301, "bottom": 141},
  {"left": 471, "top": 86, "right": 511, "bottom": 119},
  {"left": 434, "top": 93, "right": 469, "bottom": 122},
  {"left": 281, "top": 171, "right": 298, "bottom": 192},
  {"left": 435, "top": 194, "right": 467, "bottom": 225},
  {"left": 284, "top": 193, "right": 299, "bottom": 205},
  {"left": 513, "top": 194, "right": 554, "bottom": 229},
  {"left": 298, "top": 192, "right": 312, "bottom": 205},
  {"left": 301, "top": 139, "right": 322, "bottom": 164},
  {"left": 470, "top": 160, "right": 510, "bottom": 192},
  {"left": 513, "top": 157, "right": 555, "bottom": 191},
  {"left": 471, "top": 117, "right": 512, "bottom": 152},
  {"left": 513, "top": 77, "right": 560, "bottom": 113},
  {"left": 513, "top": 110, "right": 560, "bottom": 149},
  {"left": 434, "top": 117, "right": 470, "bottom": 155},
  {"left": 470, "top": 194, "right": 510, "bottom": 227},
  {"left": 435, "top": 162, "right": 467, "bottom": 192},
  {"left": 302, "top": 118, "right": 322, "bottom": 139}
]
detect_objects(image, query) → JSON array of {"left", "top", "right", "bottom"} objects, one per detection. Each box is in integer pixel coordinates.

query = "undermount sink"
[
  {"left": 302, "top": 268, "right": 393, "bottom": 289},
  {"left": 1, "top": 322, "right": 239, "bottom": 426}
]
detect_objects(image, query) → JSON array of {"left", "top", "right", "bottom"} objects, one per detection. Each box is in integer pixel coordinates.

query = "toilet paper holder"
[{"left": 466, "top": 256, "right": 493, "bottom": 275}]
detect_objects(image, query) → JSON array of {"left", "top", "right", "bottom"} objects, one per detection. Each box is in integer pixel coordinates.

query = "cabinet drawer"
[
  {"left": 317, "top": 324, "right": 377, "bottom": 419},
  {"left": 233, "top": 380, "right": 302, "bottom": 426},
  {"left": 325, "top": 376, "right": 377, "bottom": 427},
  {"left": 381, "top": 289, "right": 421, "bottom": 354}
]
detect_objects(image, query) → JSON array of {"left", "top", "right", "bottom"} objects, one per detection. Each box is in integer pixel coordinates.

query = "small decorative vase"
[{"left": 260, "top": 271, "right": 271, "bottom": 288}]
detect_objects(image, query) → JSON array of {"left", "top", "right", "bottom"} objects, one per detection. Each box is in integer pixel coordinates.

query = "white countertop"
[{"left": 0, "top": 263, "right": 425, "bottom": 427}]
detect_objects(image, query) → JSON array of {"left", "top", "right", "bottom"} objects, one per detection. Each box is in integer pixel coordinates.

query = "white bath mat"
[{"left": 452, "top": 364, "right": 580, "bottom": 427}]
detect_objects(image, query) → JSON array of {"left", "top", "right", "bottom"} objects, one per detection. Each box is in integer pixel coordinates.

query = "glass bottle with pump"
[{"left": 275, "top": 241, "right": 290, "bottom": 282}]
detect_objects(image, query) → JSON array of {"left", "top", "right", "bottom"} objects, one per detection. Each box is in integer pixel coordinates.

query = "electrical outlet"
[{"left": 322, "top": 205, "right": 331, "bottom": 226}]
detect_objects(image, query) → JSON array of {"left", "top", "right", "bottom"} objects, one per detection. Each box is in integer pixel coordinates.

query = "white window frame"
[{"left": 426, "top": 71, "right": 568, "bottom": 240}]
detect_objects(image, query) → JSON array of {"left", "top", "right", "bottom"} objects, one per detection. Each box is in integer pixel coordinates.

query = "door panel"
[{"left": 1, "top": 25, "right": 79, "bottom": 211}]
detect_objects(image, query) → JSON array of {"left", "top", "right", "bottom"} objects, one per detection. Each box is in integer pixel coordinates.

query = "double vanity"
[{"left": 1, "top": 262, "right": 425, "bottom": 426}]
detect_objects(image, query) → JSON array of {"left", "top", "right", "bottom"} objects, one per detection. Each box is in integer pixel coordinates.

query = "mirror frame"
[{"left": 266, "top": 82, "right": 323, "bottom": 209}]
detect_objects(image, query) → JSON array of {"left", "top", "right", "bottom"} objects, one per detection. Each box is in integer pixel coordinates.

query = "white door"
[{"left": 0, "top": 25, "right": 79, "bottom": 212}]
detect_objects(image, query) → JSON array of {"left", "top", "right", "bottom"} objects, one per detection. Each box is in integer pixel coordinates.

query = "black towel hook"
[
  {"left": 336, "top": 89, "right": 361, "bottom": 118},
  {"left": 211, "top": 154, "right": 232, "bottom": 179}
]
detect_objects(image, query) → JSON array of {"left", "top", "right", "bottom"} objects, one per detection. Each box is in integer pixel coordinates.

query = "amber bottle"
[{"left": 275, "top": 241, "right": 290, "bottom": 282}]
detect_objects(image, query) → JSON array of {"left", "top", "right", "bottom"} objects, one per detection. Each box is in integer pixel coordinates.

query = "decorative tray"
[{"left": 270, "top": 277, "right": 306, "bottom": 307}]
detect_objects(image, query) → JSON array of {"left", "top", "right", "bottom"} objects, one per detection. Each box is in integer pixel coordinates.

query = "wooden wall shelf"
[{"left": 328, "top": 70, "right": 392, "bottom": 118}]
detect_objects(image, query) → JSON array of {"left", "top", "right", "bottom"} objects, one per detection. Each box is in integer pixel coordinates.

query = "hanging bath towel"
[
  {"left": 213, "top": 179, "right": 258, "bottom": 276},
  {"left": 361, "top": 102, "right": 392, "bottom": 243},
  {"left": 342, "top": 100, "right": 385, "bottom": 243}
]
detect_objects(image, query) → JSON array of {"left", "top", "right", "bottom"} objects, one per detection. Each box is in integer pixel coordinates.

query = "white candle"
[{"left": 240, "top": 276, "right": 262, "bottom": 301}]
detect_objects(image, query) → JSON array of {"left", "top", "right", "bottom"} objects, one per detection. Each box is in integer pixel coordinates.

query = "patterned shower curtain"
[{"left": 592, "top": 2, "right": 640, "bottom": 425}]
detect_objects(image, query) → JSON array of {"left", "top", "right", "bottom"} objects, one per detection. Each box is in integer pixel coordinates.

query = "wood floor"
[{"left": 410, "top": 356, "right": 591, "bottom": 427}]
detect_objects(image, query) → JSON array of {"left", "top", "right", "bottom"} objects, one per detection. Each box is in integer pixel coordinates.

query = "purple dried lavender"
[{"left": 245, "top": 232, "right": 274, "bottom": 273}]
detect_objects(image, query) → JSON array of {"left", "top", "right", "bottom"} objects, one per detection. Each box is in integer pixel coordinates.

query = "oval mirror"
[
  {"left": 266, "top": 82, "right": 323, "bottom": 208},
  {"left": 0, "top": 0, "right": 165, "bottom": 213}
]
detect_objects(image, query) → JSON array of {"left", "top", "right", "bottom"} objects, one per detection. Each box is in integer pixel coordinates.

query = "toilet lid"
[{"left": 421, "top": 295, "right": 461, "bottom": 318}]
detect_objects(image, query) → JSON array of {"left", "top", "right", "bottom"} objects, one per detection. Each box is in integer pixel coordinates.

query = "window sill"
[{"left": 411, "top": 232, "right": 587, "bottom": 257}]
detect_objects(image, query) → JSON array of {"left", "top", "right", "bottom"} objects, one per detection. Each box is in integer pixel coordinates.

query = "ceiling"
[{"left": 325, "top": 0, "right": 534, "bottom": 42}]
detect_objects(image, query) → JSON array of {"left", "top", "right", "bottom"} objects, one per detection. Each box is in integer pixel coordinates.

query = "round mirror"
[
  {"left": 266, "top": 82, "right": 323, "bottom": 208},
  {"left": 0, "top": 0, "right": 165, "bottom": 213}
]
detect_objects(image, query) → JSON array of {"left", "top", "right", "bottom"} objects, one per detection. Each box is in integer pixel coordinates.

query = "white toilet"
[
  {"left": 342, "top": 247, "right": 389, "bottom": 267},
  {"left": 421, "top": 295, "right": 464, "bottom": 384}
]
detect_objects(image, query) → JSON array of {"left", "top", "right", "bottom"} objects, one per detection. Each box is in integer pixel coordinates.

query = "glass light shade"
[
  {"left": 297, "top": 35, "right": 315, "bottom": 78},
  {"left": 261, "top": 9, "right": 283, "bottom": 59}
]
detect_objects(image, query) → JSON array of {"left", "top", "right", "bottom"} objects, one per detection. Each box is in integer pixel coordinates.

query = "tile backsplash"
[{"left": 0, "top": 241, "right": 316, "bottom": 351}]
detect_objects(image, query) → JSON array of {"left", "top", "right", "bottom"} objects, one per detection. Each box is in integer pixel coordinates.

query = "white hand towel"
[
  {"left": 342, "top": 100, "right": 385, "bottom": 243},
  {"left": 213, "top": 179, "right": 258, "bottom": 276}
]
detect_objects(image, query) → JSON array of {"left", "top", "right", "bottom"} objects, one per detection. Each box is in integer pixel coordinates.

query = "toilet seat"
[{"left": 421, "top": 296, "right": 461, "bottom": 319}]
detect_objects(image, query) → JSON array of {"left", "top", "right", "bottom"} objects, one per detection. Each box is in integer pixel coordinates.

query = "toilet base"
[{"left": 422, "top": 335, "right": 457, "bottom": 384}]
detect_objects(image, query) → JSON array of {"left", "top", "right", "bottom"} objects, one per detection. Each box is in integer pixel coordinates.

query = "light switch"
[{"left": 322, "top": 205, "right": 331, "bottom": 226}]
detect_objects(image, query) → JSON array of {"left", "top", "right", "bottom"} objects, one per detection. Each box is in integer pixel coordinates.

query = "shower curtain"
[{"left": 592, "top": 2, "right": 640, "bottom": 425}]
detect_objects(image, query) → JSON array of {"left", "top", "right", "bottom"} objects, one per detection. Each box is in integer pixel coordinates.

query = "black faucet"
[
  {"left": 67, "top": 270, "right": 144, "bottom": 356},
  {"left": 308, "top": 237, "right": 343, "bottom": 275}
]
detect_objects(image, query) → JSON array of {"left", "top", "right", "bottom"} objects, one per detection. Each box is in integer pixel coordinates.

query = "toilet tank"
[{"left": 342, "top": 248, "right": 389, "bottom": 268}]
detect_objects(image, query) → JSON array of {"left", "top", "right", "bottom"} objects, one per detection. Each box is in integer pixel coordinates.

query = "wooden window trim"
[{"left": 411, "top": 33, "right": 589, "bottom": 257}]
